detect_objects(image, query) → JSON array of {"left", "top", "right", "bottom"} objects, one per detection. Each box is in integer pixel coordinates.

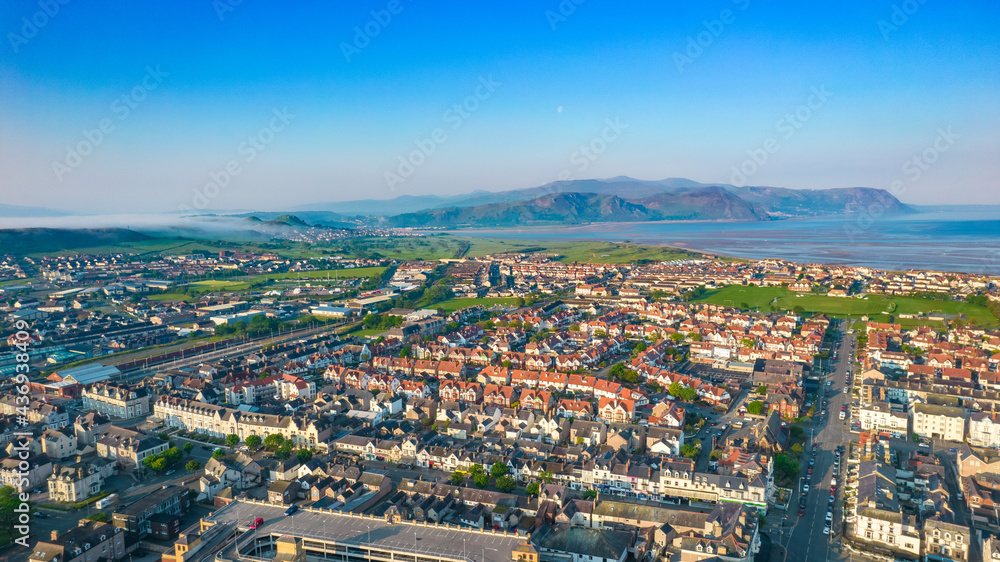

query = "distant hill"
[
  {"left": 719, "top": 185, "right": 912, "bottom": 217},
  {"left": 378, "top": 180, "right": 911, "bottom": 228},
  {"left": 304, "top": 177, "right": 913, "bottom": 225},
  {"left": 265, "top": 214, "right": 308, "bottom": 227},
  {"left": 635, "top": 186, "right": 768, "bottom": 220},
  {"left": 0, "top": 228, "right": 152, "bottom": 254}
]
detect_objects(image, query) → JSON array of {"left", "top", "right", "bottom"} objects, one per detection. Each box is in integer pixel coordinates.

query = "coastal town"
[{"left": 1, "top": 245, "right": 998, "bottom": 562}]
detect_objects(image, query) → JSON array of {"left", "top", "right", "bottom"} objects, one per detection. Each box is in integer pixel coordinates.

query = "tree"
[
  {"left": 773, "top": 454, "right": 801, "bottom": 488},
  {"left": 669, "top": 332, "right": 684, "bottom": 343},
  {"left": 755, "top": 385, "right": 768, "bottom": 395},
  {"left": 296, "top": 449, "right": 313, "bottom": 463},
  {"left": 473, "top": 472, "right": 489, "bottom": 489},
  {"left": 668, "top": 382, "right": 683, "bottom": 397},
  {"left": 681, "top": 443, "right": 701, "bottom": 459},
  {"left": 85, "top": 512, "right": 111, "bottom": 523},
  {"left": 525, "top": 482, "right": 540, "bottom": 497},
  {"left": 679, "top": 387, "right": 698, "bottom": 402},
  {"left": 539, "top": 470, "right": 554, "bottom": 484},
  {"left": 469, "top": 463, "right": 484, "bottom": 476},
  {"left": 226, "top": 434, "right": 240, "bottom": 447},
  {"left": 746, "top": 401, "right": 765, "bottom": 415},
  {"left": 186, "top": 460, "right": 202, "bottom": 471},
  {"left": 450, "top": 471, "right": 465, "bottom": 485},
  {"left": 183, "top": 442, "right": 194, "bottom": 454},
  {"left": 582, "top": 489, "right": 598, "bottom": 500},
  {"left": 275, "top": 448, "right": 291, "bottom": 461},
  {"left": 151, "top": 457, "right": 168, "bottom": 472},
  {"left": 400, "top": 345, "right": 413, "bottom": 359},
  {"left": 634, "top": 342, "right": 647, "bottom": 353},
  {"left": 264, "top": 434, "right": 285, "bottom": 451},
  {"left": 490, "top": 462, "right": 509, "bottom": 479},
  {"left": 212, "top": 449, "right": 226, "bottom": 460},
  {"left": 709, "top": 449, "right": 724, "bottom": 461},
  {"left": 495, "top": 476, "right": 517, "bottom": 493},
  {"left": 245, "top": 434, "right": 262, "bottom": 450}
]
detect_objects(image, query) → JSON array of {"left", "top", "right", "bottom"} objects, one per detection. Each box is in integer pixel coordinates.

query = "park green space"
[
  {"left": 432, "top": 297, "right": 522, "bottom": 312},
  {"left": 694, "top": 286, "right": 998, "bottom": 328}
]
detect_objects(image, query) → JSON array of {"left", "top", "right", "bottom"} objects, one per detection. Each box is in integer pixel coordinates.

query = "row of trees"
[{"left": 448, "top": 463, "right": 561, "bottom": 496}]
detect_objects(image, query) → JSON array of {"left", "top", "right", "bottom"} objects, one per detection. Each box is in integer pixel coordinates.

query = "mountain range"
[{"left": 364, "top": 177, "right": 912, "bottom": 228}]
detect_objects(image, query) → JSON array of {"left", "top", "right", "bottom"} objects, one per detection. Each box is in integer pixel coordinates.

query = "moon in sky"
[{"left": 557, "top": 106, "right": 563, "bottom": 113}]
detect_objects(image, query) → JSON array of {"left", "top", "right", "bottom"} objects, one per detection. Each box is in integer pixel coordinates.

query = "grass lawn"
[
  {"left": 147, "top": 292, "right": 198, "bottom": 303},
  {"left": 250, "top": 266, "right": 386, "bottom": 281},
  {"left": 695, "top": 286, "right": 998, "bottom": 328},
  {"left": 187, "top": 280, "right": 252, "bottom": 291},
  {"left": 433, "top": 297, "right": 522, "bottom": 312},
  {"left": 459, "top": 237, "right": 707, "bottom": 264},
  {"left": 0, "top": 278, "right": 36, "bottom": 287},
  {"left": 351, "top": 328, "right": 387, "bottom": 338}
]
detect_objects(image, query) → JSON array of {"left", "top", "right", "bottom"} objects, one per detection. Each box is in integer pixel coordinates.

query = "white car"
[{"left": 823, "top": 526, "right": 830, "bottom": 535}]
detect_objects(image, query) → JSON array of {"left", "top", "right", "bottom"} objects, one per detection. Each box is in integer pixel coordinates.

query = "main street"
[{"left": 773, "top": 322, "right": 865, "bottom": 562}]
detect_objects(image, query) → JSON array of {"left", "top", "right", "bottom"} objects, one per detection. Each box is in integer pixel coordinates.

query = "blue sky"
[{"left": 1, "top": 0, "right": 998, "bottom": 213}]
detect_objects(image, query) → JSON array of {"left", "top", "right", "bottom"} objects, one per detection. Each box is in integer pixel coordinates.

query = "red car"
[
  {"left": 807, "top": 468, "right": 813, "bottom": 475},
  {"left": 798, "top": 508, "right": 805, "bottom": 517},
  {"left": 249, "top": 517, "right": 263, "bottom": 529}
]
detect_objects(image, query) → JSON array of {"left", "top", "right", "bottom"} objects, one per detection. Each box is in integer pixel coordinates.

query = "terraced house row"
[{"left": 153, "top": 396, "right": 332, "bottom": 447}]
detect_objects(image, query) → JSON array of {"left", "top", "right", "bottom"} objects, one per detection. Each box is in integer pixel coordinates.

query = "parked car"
[
  {"left": 803, "top": 484, "right": 810, "bottom": 494},
  {"left": 799, "top": 507, "right": 806, "bottom": 517},
  {"left": 249, "top": 517, "right": 264, "bottom": 529},
  {"left": 284, "top": 505, "right": 299, "bottom": 516},
  {"left": 823, "top": 526, "right": 830, "bottom": 535}
]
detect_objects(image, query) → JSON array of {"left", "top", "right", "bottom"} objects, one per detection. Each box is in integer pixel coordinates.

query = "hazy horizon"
[{"left": 2, "top": 2, "right": 998, "bottom": 215}]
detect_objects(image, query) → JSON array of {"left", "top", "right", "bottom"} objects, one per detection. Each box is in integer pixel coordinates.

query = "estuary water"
[{"left": 456, "top": 210, "right": 1000, "bottom": 274}]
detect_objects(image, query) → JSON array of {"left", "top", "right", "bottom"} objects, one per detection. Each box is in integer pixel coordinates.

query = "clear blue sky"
[{"left": 1, "top": 0, "right": 998, "bottom": 213}]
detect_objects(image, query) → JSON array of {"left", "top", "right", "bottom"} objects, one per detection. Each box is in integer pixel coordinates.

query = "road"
[{"left": 772, "top": 322, "right": 878, "bottom": 562}]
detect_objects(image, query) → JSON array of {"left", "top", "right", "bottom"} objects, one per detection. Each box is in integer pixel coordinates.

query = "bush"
[
  {"left": 495, "top": 476, "right": 517, "bottom": 493},
  {"left": 746, "top": 401, "right": 765, "bottom": 415},
  {"left": 473, "top": 472, "right": 489, "bottom": 489}
]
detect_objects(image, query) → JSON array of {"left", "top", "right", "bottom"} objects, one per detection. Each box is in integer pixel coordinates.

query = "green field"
[
  {"left": 22, "top": 236, "right": 341, "bottom": 260},
  {"left": 0, "top": 278, "right": 35, "bottom": 287},
  {"left": 433, "top": 297, "right": 522, "bottom": 312},
  {"left": 694, "top": 286, "right": 998, "bottom": 328},
  {"left": 458, "top": 237, "right": 709, "bottom": 264},
  {"left": 249, "top": 266, "right": 386, "bottom": 282},
  {"left": 147, "top": 292, "right": 198, "bottom": 303}
]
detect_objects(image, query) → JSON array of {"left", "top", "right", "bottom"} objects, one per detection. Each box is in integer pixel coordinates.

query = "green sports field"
[{"left": 694, "top": 285, "right": 998, "bottom": 328}]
